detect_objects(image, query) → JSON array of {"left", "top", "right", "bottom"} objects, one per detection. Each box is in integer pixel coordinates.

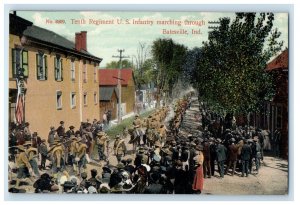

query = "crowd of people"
[{"left": 8, "top": 92, "right": 275, "bottom": 194}]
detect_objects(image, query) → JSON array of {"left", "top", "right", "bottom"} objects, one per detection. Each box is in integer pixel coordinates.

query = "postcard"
[{"left": 8, "top": 10, "right": 288, "bottom": 195}]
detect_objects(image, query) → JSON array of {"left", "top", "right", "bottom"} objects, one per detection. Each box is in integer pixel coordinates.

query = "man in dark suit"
[
  {"left": 241, "top": 139, "right": 252, "bottom": 177},
  {"left": 215, "top": 138, "right": 227, "bottom": 178}
]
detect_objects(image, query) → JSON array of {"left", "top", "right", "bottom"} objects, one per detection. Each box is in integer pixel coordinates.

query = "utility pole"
[{"left": 112, "top": 49, "right": 129, "bottom": 123}]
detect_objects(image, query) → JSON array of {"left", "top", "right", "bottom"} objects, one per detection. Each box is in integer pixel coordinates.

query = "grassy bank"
[{"left": 106, "top": 109, "right": 155, "bottom": 139}]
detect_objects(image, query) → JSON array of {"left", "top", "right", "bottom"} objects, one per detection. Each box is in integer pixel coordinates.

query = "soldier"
[
  {"left": 38, "top": 139, "right": 48, "bottom": 170},
  {"left": 48, "top": 139, "right": 65, "bottom": 172},
  {"left": 56, "top": 121, "right": 65, "bottom": 137},
  {"left": 113, "top": 134, "right": 127, "bottom": 163},
  {"left": 75, "top": 137, "right": 88, "bottom": 174},
  {"left": 15, "top": 145, "right": 34, "bottom": 188},
  {"left": 69, "top": 135, "right": 79, "bottom": 172},
  {"left": 24, "top": 141, "right": 40, "bottom": 177},
  {"left": 66, "top": 126, "right": 75, "bottom": 138},
  {"left": 96, "top": 131, "right": 108, "bottom": 161},
  {"left": 23, "top": 122, "right": 32, "bottom": 141},
  {"left": 133, "top": 114, "right": 143, "bottom": 146},
  {"left": 48, "top": 126, "right": 56, "bottom": 147}
]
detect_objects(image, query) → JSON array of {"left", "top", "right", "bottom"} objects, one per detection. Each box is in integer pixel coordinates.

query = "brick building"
[{"left": 9, "top": 13, "right": 102, "bottom": 139}]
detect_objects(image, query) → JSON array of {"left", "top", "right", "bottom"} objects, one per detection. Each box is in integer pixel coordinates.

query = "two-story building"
[
  {"left": 9, "top": 13, "right": 102, "bottom": 138},
  {"left": 98, "top": 68, "right": 135, "bottom": 119}
]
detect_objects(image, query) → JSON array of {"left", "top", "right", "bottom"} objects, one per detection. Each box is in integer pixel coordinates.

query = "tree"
[
  {"left": 105, "top": 60, "right": 133, "bottom": 69},
  {"left": 151, "top": 38, "right": 187, "bottom": 106},
  {"left": 193, "top": 12, "right": 283, "bottom": 115}
]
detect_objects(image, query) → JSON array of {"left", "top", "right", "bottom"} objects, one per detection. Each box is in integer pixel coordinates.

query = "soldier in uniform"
[
  {"left": 66, "top": 126, "right": 75, "bottom": 138},
  {"left": 96, "top": 131, "right": 108, "bottom": 161},
  {"left": 56, "top": 121, "right": 65, "bottom": 137},
  {"left": 48, "top": 126, "right": 56, "bottom": 147},
  {"left": 23, "top": 122, "right": 32, "bottom": 141},
  {"left": 133, "top": 114, "right": 143, "bottom": 146},
  {"left": 113, "top": 134, "right": 127, "bottom": 163},
  {"left": 75, "top": 137, "right": 88, "bottom": 174},
  {"left": 38, "top": 139, "right": 48, "bottom": 170},
  {"left": 69, "top": 135, "right": 79, "bottom": 172},
  {"left": 24, "top": 141, "right": 40, "bottom": 177},
  {"left": 15, "top": 145, "right": 34, "bottom": 188}
]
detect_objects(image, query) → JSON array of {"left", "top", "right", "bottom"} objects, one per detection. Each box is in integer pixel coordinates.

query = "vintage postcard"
[{"left": 8, "top": 10, "right": 288, "bottom": 195}]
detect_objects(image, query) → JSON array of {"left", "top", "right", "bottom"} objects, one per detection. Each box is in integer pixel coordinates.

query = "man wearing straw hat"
[{"left": 15, "top": 145, "right": 34, "bottom": 188}]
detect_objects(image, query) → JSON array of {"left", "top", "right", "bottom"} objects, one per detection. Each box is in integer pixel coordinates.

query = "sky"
[{"left": 16, "top": 11, "right": 289, "bottom": 67}]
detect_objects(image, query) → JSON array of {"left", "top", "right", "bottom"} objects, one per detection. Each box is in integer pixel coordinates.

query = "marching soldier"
[
  {"left": 113, "top": 134, "right": 127, "bottom": 163},
  {"left": 38, "top": 139, "right": 48, "bottom": 170},
  {"left": 96, "top": 131, "right": 108, "bottom": 161},
  {"left": 24, "top": 141, "right": 40, "bottom": 177},
  {"left": 133, "top": 114, "right": 143, "bottom": 146},
  {"left": 75, "top": 137, "right": 88, "bottom": 174},
  {"left": 15, "top": 145, "right": 34, "bottom": 188}
]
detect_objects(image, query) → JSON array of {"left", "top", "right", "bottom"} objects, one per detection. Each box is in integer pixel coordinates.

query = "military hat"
[
  {"left": 23, "top": 141, "right": 32, "bottom": 146},
  {"left": 97, "top": 131, "right": 106, "bottom": 136},
  {"left": 50, "top": 126, "right": 55, "bottom": 130},
  {"left": 25, "top": 122, "right": 30, "bottom": 126},
  {"left": 33, "top": 132, "right": 38, "bottom": 136},
  {"left": 162, "top": 148, "right": 172, "bottom": 156},
  {"left": 81, "top": 172, "right": 87, "bottom": 179},
  {"left": 16, "top": 145, "right": 26, "bottom": 151},
  {"left": 116, "top": 163, "right": 125, "bottom": 169},
  {"left": 115, "top": 134, "right": 121, "bottom": 139},
  {"left": 135, "top": 114, "right": 139, "bottom": 117},
  {"left": 70, "top": 135, "right": 77, "bottom": 141},
  {"left": 154, "top": 141, "right": 162, "bottom": 147},
  {"left": 69, "top": 125, "right": 75, "bottom": 129},
  {"left": 148, "top": 115, "right": 152, "bottom": 118},
  {"left": 138, "top": 147, "right": 145, "bottom": 153},
  {"left": 60, "top": 121, "right": 64, "bottom": 124}
]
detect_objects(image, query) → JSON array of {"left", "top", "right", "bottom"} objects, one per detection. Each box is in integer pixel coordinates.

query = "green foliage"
[
  {"left": 151, "top": 38, "right": 187, "bottom": 101},
  {"left": 105, "top": 60, "right": 133, "bottom": 69},
  {"left": 134, "top": 58, "right": 157, "bottom": 89},
  {"left": 194, "top": 12, "right": 282, "bottom": 115}
]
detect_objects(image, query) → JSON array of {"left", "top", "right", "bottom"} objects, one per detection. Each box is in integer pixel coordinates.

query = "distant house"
[
  {"left": 99, "top": 87, "right": 119, "bottom": 120},
  {"left": 98, "top": 68, "right": 135, "bottom": 118}
]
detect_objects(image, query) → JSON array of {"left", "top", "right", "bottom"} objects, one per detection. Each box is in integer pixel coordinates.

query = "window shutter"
[
  {"left": 60, "top": 58, "right": 63, "bottom": 81},
  {"left": 44, "top": 55, "right": 48, "bottom": 80},
  {"left": 36, "top": 53, "right": 40, "bottom": 80},
  {"left": 12, "top": 49, "right": 16, "bottom": 78},
  {"left": 22, "top": 50, "right": 29, "bottom": 77},
  {"left": 54, "top": 57, "right": 57, "bottom": 80}
]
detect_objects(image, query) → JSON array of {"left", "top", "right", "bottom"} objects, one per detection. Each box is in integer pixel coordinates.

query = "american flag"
[{"left": 15, "top": 79, "right": 25, "bottom": 125}]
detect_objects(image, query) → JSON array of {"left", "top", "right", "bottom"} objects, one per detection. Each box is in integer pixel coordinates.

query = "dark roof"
[
  {"left": 99, "top": 69, "right": 134, "bottom": 86},
  {"left": 266, "top": 49, "right": 288, "bottom": 71},
  {"left": 100, "top": 86, "right": 119, "bottom": 101},
  {"left": 10, "top": 14, "right": 102, "bottom": 62}
]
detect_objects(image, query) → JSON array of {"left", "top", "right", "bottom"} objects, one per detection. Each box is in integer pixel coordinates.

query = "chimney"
[
  {"left": 81, "top": 31, "right": 87, "bottom": 51},
  {"left": 75, "top": 32, "right": 81, "bottom": 51}
]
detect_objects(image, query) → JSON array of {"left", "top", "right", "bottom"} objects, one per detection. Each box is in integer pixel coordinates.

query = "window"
[
  {"left": 12, "top": 48, "right": 28, "bottom": 78},
  {"left": 56, "top": 91, "right": 62, "bottom": 110},
  {"left": 83, "top": 62, "right": 87, "bottom": 83},
  {"left": 94, "top": 65, "right": 97, "bottom": 82},
  {"left": 71, "top": 59, "right": 75, "bottom": 81},
  {"left": 36, "top": 51, "right": 48, "bottom": 80},
  {"left": 94, "top": 91, "right": 97, "bottom": 104},
  {"left": 70, "top": 92, "right": 76, "bottom": 109},
  {"left": 83, "top": 93, "right": 87, "bottom": 106},
  {"left": 54, "top": 55, "right": 63, "bottom": 81}
]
